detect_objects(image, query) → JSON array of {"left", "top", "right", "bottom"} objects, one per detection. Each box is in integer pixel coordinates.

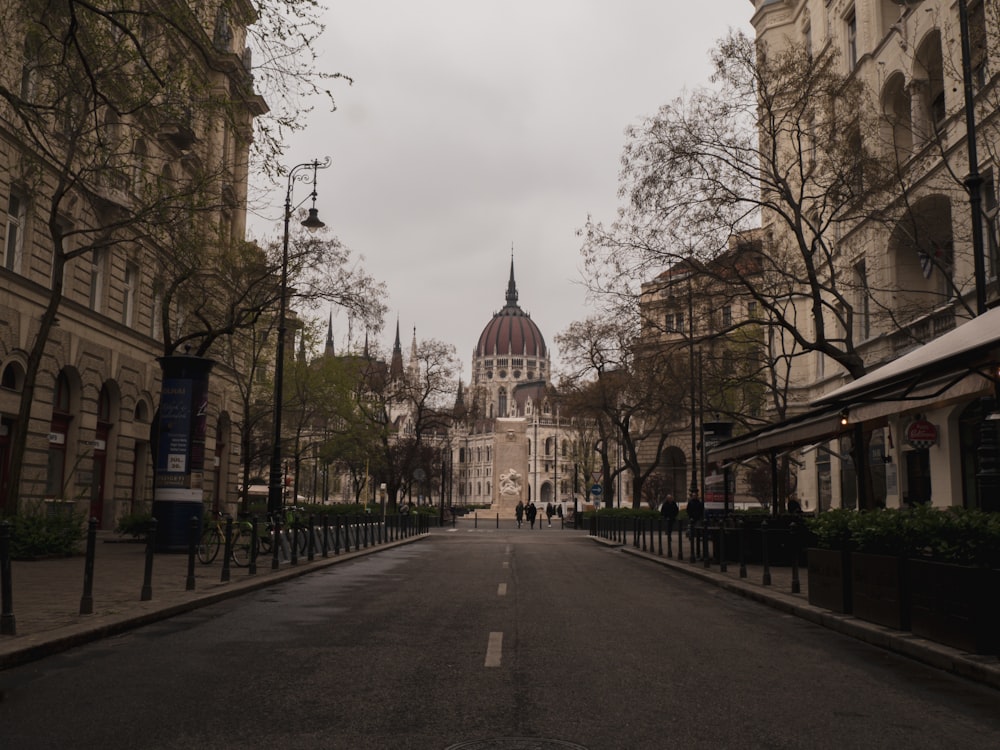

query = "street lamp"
[{"left": 267, "top": 158, "right": 330, "bottom": 517}]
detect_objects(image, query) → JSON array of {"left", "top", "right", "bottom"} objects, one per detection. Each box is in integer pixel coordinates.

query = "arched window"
[{"left": 498, "top": 388, "right": 507, "bottom": 417}]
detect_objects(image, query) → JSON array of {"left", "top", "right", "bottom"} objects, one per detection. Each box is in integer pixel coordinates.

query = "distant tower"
[
  {"left": 324, "top": 312, "right": 335, "bottom": 357},
  {"left": 389, "top": 318, "right": 404, "bottom": 381}
]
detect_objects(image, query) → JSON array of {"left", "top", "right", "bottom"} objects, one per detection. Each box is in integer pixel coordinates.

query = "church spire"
[
  {"left": 506, "top": 248, "right": 518, "bottom": 308},
  {"left": 389, "top": 317, "right": 404, "bottom": 380},
  {"left": 324, "top": 311, "right": 335, "bottom": 357}
]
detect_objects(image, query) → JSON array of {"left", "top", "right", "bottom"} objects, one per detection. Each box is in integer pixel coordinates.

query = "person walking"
[
  {"left": 545, "top": 502, "right": 554, "bottom": 527},
  {"left": 661, "top": 493, "right": 679, "bottom": 534},
  {"left": 526, "top": 501, "right": 537, "bottom": 529},
  {"left": 515, "top": 500, "right": 524, "bottom": 528}
]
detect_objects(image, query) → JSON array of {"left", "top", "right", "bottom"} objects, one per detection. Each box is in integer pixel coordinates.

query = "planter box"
[
  {"left": 807, "top": 548, "right": 852, "bottom": 614},
  {"left": 908, "top": 559, "right": 1000, "bottom": 655},
  {"left": 851, "top": 552, "right": 909, "bottom": 630}
]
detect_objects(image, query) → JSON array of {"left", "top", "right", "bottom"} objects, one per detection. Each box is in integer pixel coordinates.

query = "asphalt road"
[{"left": 2, "top": 527, "right": 999, "bottom": 749}]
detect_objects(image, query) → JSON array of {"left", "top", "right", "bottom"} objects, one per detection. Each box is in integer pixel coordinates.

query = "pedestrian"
[
  {"left": 556, "top": 504, "right": 563, "bottom": 519},
  {"left": 787, "top": 493, "right": 803, "bottom": 514},
  {"left": 526, "top": 501, "right": 537, "bottom": 529},
  {"left": 686, "top": 493, "right": 704, "bottom": 524},
  {"left": 515, "top": 500, "right": 524, "bottom": 528},
  {"left": 661, "top": 493, "right": 679, "bottom": 533},
  {"left": 546, "top": 502, "right": 554, "bottom": 527}
]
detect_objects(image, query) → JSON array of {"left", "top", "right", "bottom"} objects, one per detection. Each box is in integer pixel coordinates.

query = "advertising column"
[{"left": 153, "top": 356, "right": 214, "bottom": 551}]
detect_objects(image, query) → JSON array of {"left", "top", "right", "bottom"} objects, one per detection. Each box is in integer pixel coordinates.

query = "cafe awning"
[{"left": 708, "top": 307, "right": 1000, "bottom": 464}]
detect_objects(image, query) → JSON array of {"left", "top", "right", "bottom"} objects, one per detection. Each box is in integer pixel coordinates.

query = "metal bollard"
[
  {"left": 703, "top": 519, "right": 711, "bottom": 569},
  {"left": 667, "top": 521, "right": 673, "bottom": 558},
  {"left": 677, "top": 521, "right": 684, "bottom": 562},
  {"left": 308, "top": 514, "right": 316, "bottom": 561},
  {"left": 221, "top": 515, "right": 233, "bottom": 582},
  {"left": 271, "top": 515, "right": 282, "bottom": 570},
  {"left": 688, "top": 521, "right": 697, "bottom": 564},
  {"left": 761, "top": 519, "right": 772, "bottom": 586},
  {"left": 290, "top": 515, "right": 299, "bottom": 566},
  {"left": 322, "top": 515, "right": 330, "bottom": 558},
  {"left": 658, "top": 520, "right": 663, "bottom": 556},
  {"left": 140, "top": 518, "right": 156, "bottom": 601},
  {"left": 186, "top": 516, "right": 198, "bottom": 590},
  {"left": 790, "top": 522, "right": 801, "bottom": 594},
  {"left": 0, "top": 521, "right": 15, "bottom": 635},
  {"left": 333, "top": 515, "right": 342, "bottom": 555},
  {"left": 739, "top": 519, "right": 747, "bottom": 578},
  {"left": 249, "top": 515, "right": 258, "bottom": 575},
  {"left": 719, "top": 518, "right": 728, "bottom": 573},
  {"left": 80, "top": 518, "right": 98, "bottom": 614}
]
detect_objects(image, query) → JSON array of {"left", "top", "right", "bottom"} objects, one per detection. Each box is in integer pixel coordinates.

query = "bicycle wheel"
[
  {"left": 258, "top": 528, "right": 273, "bottom": 554},
  {"left": 197, "top": 527, "right": 221, "bottom": 564},
  {"left": 231, "top": 528, "right": 251, "bottom": 567}
]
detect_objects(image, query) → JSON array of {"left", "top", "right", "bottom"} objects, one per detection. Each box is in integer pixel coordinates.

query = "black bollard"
[
  {"left": 719, "top": 518, "right": 728, "bottom": 573},
  {"left": 667, "top": 521, "right": 673, "bottom": 558},
  {"left": 761, "top": 519, "right": 772, "bottom": 586},
  {"left": 790, "top": 522, "right": 801, "bottom": 594},
  {"left": 80, "top": 518, "right": 98, "bottom": 614},
  {"left": 140, "top": 518, "right": 156, "bottom": 601},
  {"left": 271, "top": 515, "right": 282, "bottom": 570},
  {"left": 688, "top": 521, "right": 697, "bottom": 564},
  {"left": 343, "top": 516, "right": 351, "bottom": 552},
  {"left": 308, "top": 514, "right": 315, "bottom": 561},
  {"left": 0, "top": 521, "right": 15, "bottom": 635},
  {"left": 739, "top": 519, "right": 747, "bottom": 578},
  {"left": 333, "top": 515, "right": 342, "bottom": 555},
  {"left": 678, "top": 521, "right": 685, "bottom": 563},
  {"left": 249, "top": 515, "right": 258, "bottom": 575},
  {"left": 186, "top": 516, "right": 198, "bottom": 590},
  {"left": 322, "top": 515, "right": 330, "bottom": 558},
  {"left": 703, "top": 519, "right": 711, "bottom": 569},
  {"left": 221, "top": 515, "right": 233, "bottom": 582},
  {"left": 290, "top": 515, "right": 299, "bottom": 566},
  {"left": 658, "top": 520, "right": 663, "bottom": 556}
]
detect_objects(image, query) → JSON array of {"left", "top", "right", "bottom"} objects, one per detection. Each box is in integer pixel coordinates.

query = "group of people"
[
  {"left": 514, "top": 500, "right": 563, "bottom": 528},
  {"left": 658, "top": 493, "right": 703, "bottom": 530}
]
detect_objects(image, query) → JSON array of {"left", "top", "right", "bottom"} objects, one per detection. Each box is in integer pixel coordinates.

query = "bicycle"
[{"left": 197, "top": 512, "right": 253, "bottom": 566}]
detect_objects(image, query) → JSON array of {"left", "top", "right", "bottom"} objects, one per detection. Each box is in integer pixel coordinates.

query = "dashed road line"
[
  {"left": 497, "top": 583, "right": 507, "bottom": 596},
  {"left": 485, "top": 631, "right": 503, "bottom": 667}
]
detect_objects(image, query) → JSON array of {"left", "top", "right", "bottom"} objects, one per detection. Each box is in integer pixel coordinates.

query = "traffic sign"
[{"left": 590, "top": 483, "right": 603, "bottom": 496}]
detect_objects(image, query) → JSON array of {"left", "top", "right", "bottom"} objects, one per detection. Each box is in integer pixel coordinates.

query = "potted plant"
[
  {"left": 805, "top": 509, "right": 854, "bottom": 613},
  {"left": 847, "top": 510, "right": 912, "bottom": 630},
  {"left": 905, "top": 507, "right": 1000, "bottom": 654}
]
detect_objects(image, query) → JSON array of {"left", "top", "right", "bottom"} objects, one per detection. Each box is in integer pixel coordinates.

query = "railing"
[{"left": 589, "top": 515, "right": 810, "bottom": 594}]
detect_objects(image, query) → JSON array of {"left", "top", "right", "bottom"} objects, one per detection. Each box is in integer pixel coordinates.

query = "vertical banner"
[{"left": 152, "top": 356, "right": 214, "bottom": 551}]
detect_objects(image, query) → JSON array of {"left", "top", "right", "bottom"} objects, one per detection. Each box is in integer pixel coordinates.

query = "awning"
[
  {"left": 708, "top": 307, "right": 1000, "bottom": 464},
  {"left": 813, "top": 306, "right": 1000, "bottom": 407},
  {"left": 708, "top": 406, "right": 848, "bottom": 463}
]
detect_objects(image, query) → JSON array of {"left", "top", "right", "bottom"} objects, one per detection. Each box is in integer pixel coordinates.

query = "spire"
[
  {"left": 410, "top": 325, "right": 418, "bottom": 363},
  {"left": 363, "top": 329, "right": 370, "bottom": 359},
  {"left": 324, "top": 311, "right": 335, "bottom": 357},
  {"left": 506, "top": 248, "right": 518, "bottom": 307},
  {"left": 297, "top": 328, "right": 307, "bottom": 363},
  {"left": 389, "top": 317, "right": 404, "bottom": 380}
]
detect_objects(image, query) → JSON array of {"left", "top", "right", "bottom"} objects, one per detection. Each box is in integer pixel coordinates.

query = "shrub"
[
  {"left": 8, "top": 504, "right": 86, "bottom": 559},
  {"left": 115, "top": 512, "right": 153, "bottom": 539}
]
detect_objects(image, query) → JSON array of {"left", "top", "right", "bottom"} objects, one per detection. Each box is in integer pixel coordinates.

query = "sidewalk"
[
  {"left": 595, "top": 535, "right": 1000, "bottom": 692},
  {"left": 0, "top": 530, "right": 425, "bottom": 670}
]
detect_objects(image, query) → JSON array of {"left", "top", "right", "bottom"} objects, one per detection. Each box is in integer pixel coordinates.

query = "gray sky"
[{"left": 251, "top": 2, "right": 752, "bottom": 382}]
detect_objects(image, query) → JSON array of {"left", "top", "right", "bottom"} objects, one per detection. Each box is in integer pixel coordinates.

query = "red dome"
[
  {"left": 476, "top": 306, "right": 547, "bottom": 358},
  {"left": 475, "top": 259, "right": 547, "bottom": 358}
]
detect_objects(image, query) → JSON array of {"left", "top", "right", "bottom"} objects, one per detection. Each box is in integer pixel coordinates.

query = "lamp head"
[{"left": 301, "top": 207, "right": 325, "bottom": 232}]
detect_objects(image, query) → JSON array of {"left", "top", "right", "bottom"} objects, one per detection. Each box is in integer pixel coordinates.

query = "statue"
[{"left": 499, "top": 468, "right": 522, "bottom": 496}]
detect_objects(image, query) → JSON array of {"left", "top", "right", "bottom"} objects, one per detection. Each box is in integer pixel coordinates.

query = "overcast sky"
[{"left": 249, "top": 2, "right": 753, "bottom": 383}]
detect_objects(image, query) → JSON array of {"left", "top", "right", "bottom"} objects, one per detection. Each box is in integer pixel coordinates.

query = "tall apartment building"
[
  {"left": 0, "top": 1, "right": 265, "bottom": 526},
  {"left": 711, "top": 1, "right": 1000, "bottom": 511}
]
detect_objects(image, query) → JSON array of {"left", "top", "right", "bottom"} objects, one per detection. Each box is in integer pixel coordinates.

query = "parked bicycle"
[{"left": 197, "top": 512, "right": 252, "bottom": 566}]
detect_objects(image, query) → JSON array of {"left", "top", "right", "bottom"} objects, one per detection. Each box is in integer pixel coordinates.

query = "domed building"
[{"left": 452, "top": 258, "right": 581, "bottom": 516}]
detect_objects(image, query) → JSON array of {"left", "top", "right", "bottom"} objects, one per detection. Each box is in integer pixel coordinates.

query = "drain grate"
[{"left": 445, "top": 740, "right": 589, "bottom": 750}]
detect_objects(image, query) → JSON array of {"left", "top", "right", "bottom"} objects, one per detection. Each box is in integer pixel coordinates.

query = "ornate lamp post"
[{"left": 267, "top": 158, "right": 330, "bottom": 517}]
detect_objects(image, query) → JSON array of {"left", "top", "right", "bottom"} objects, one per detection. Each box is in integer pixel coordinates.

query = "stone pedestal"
[{"left": 492, "top": 418, "right": 528, "bottom": 516}]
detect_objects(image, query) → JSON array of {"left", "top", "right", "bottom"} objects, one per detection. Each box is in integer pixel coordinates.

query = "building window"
[
  {"left": 5, "top": 193, "right": 25, "bottom": 273},
  {"left": 498, "top": 388, "right": 507, "bottom": 417},
  {"left": 846, "top": 8, "right": 858, "bottom": 72},
  {"left": 970, "top": 0, "right": 988, "bottom": 89},
  {"left": 854, "top": 260, "right": 871, "bottom": 341},
  {"left": 20, "top": 34, "right": 39, "bottom": 101},
  {"left": 122, "top": 262, "right": 138, "bottom": 326},
  {"left": 721, "top": 306, "right": 732, "bottom": 328},
  {"left": 984, "top": 171, "right": 999, "bottom": 279},
  {"left": 89, "top": 249, "right": 105, "bottom": 312},
  {"left": 747, "top": 300, "right": 758, "bottom": 319},
  {"left": 150, "top": 280, "right": 164, "bottom": 340}
]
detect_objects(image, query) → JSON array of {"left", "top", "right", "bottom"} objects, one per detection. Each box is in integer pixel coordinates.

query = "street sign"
[{"left": 590, "top": 484, "right": 603, "bottom": 496}]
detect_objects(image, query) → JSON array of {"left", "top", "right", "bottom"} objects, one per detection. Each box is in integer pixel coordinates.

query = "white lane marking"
[
  {"left": 502, "top": 561, "right": 510, "bottom": 569},
  {"left": 485, "top": 631, "right": 503, "bottom": 667},
  {"left": 497, "top": 583, "right": 507, "bottom": 596}
]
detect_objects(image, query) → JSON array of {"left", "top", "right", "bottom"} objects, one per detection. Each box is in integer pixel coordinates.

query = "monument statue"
[{"left": 499, "top": 468, "right": 522, "bottom": 496}]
